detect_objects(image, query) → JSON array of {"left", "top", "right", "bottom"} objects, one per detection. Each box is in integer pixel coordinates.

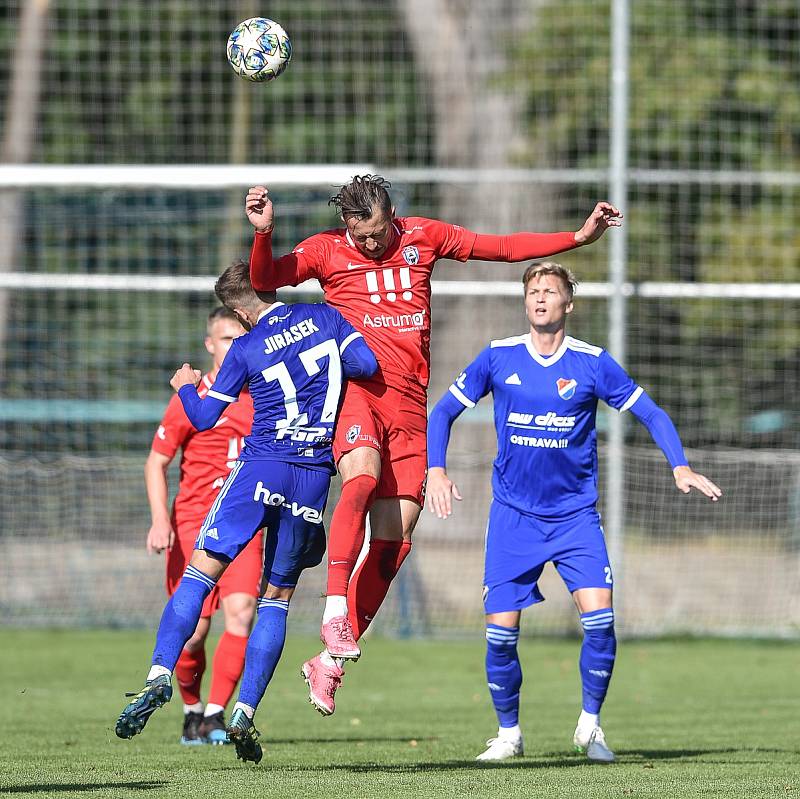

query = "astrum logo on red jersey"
[{"left": 556, "top": 378, "right": 577, "bottom": 400}]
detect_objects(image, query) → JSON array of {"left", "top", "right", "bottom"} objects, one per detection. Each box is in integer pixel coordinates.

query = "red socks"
[
  {"left": 207, "top": 631, "right": 248, "bottom": 709},
  {"left": 326, "top": 475, "right": 378, "bottom": 597},
  {"left": 347, "top": 539, "right": 412, "bottom": 639},
  {"left": 175, "top": 645, "right": 206, "bottom": 705}
]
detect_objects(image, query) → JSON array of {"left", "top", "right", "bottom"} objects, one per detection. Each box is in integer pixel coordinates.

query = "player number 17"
[{"left": 260, "top": 339, "right": 342, "bottom": 430}]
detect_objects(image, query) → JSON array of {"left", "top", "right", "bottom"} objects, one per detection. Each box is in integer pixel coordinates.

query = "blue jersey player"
[
  {"left": 426, "top": 262, "right": 721, "bottom": 763},
  {"left": 115, "top": 260, "right": 377, "bottom": 763}
]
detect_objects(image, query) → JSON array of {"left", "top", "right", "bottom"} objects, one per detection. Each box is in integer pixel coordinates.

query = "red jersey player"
[
  {"left": 245, "top": 175, "right": 622, "bottom": 714},
  {"left": 145, "top": 306, "right": 264, "bottom": 743}
]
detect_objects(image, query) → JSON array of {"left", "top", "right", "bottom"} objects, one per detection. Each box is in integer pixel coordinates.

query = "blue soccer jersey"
[
  {"left": 439, "top": 335, "right": 643, "bottom": 517},
  {"left": 178, "top": 301, "right": 377, "bottom": 472}
]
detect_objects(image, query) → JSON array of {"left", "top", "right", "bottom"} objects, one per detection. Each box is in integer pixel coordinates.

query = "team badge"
[
  {"left": 556, "top": 377, "right": 577, "bottom": 400},
  {"left": 345, "top": 424, "right": 361, "bottom": 444},
  {"left": 402, "top": 245, "right": 419, "bottom": 265}
]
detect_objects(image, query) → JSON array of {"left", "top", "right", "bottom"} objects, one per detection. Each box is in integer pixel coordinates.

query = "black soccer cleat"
[
  {"left": 198, "top": 710, "right": 230, "bottom": 745},
  {"left": 115, "top": 674, "right": 173, "bottom": 739},
  {"left": 180, "top": 710, "right": 205, "bottom": 746},
  {"left": 226, "top": 708, "right": 263, "bottom": 764}
]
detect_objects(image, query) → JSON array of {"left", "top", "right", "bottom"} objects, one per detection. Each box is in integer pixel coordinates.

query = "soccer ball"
[{"left": 226, "top": 17, "right": 292, "bottom": 82}]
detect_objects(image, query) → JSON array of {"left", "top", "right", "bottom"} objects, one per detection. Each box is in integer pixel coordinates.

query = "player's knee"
[
  {"left": 223, "top": 595, "right": 257, "bottom": 634},
  {"left": 485, "top": 624, "right": 520, "bottom": 661},
  {"left": 188, "top": 548, "right": 228, "bottom": 580},
  {"left": 580, "top": 608, "right": 616, "bottom": 650},
  {"left": 261, "top": 582, "right": 295, "bottom": 602},
  {"left": 338, "top": 446, "right": 381, "bottom": 481}
]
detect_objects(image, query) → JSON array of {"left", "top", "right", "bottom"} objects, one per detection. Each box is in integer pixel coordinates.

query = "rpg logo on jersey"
[
  {"left": 556, "top": 378, "right": 577, "bottom": 400},
  {"left": 345, "top": 424, "right": 361, "bottom": 444},
  {"left": 402, "top": 245, "right": 420, "bottom": 265}
]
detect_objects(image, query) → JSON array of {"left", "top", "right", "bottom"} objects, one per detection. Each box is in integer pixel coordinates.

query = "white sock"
[
  {"left": 204, "top": 703, "right": 225, "bottom": 717},
  {"left": 233, "top": 701, "right": 255, "bottom": 720},
  {"left": 322, "top": 595, "right": 348, "bottom": 624},
  {"left": 498, "top": 724, "right": 522, "bottom": 741},
  {"left": 183, "top": 702, "right": 203, "bottom": 714},
  {"left": 146, "top": 665, "right": 171, "bottom": 682},
  {"left": 578, "top": 710, "right": 599, "bottom": 730},
  {"left": 319, "top": 650, "right": 346, "bottom": 670}
]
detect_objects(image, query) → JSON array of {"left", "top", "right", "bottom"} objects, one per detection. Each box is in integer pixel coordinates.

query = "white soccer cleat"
[
  {"left": 573, "top": 724, "right": 615, "bottom": 763},
  {"left": 475, "top": 735, "right": 524, "bottom": 761}
]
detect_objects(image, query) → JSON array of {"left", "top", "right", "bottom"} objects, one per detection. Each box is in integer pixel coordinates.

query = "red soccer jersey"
[
  {"left": 151, "top": 374, "right": 254, "bottom": 530},
  {"left": 252, "top": 217, "right": 477, "bottom": 387}
]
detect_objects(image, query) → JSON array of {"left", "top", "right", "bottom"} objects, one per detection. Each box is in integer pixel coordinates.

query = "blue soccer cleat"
[
  {"left": 115, "top": 674, "right": 173, "bottom": 739},
  {"left": 226, "top": 708, "right": 263, "bottom": 764}
]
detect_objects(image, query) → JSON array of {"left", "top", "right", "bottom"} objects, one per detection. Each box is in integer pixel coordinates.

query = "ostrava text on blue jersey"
[
  {"left": 446, "top": 335, "right": 642, "bottom": 517},
  {"left": 178, "top": 301, "right": 377, "bottom": 472}
]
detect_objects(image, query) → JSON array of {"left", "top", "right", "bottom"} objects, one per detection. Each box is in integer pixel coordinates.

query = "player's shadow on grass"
[
  {"left": 3, "top": 780, "right": 167, "bottom": 794},
  {"left": 272, "top": 736, "right": 441, "bottom": 745},
  {"left": 280, "top": 747, "right": 776, "bottom": 774},
  {"left": 617, "top": 747, "right": 742, "bottom": 760}
]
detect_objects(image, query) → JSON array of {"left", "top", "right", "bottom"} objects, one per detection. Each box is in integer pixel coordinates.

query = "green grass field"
[{"left": 2, "top": 630, "right": 798, "bottom": 798}]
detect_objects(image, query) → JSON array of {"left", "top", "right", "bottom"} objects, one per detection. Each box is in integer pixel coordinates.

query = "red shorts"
[
  {"left": 166, "top": 522, "right": 264, "bottom": 618},
  {"left": 333, "top": 374, "right": 428, "bottom": 505}
]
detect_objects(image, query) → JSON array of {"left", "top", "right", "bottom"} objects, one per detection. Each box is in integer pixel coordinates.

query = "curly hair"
[{"left": 328, "top": 174, "right": 392, "bottom": 221}]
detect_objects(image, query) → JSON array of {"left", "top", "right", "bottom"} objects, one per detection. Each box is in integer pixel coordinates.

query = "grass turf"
[{"left": 1, "top": 630, "right": 798, "bottom": 798}]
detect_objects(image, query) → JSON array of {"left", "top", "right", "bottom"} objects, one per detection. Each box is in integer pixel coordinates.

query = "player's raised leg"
[
  {"left": 303, "top": 495, "right": 418, "bottom": 716},
  {"left": 115, "top": 549, "right": 228, "bottom": 739},
  {"left": 571, "top": 586, "right": 616, "bottom": 763},
  {"left": 320, "top": 444, "right": 380, "bottom": 660},
  {"left": 346, "top": 496, "right": 418, "bottom": 639}
]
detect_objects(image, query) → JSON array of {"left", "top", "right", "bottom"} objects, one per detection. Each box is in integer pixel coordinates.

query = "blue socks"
[
  {"left": 237, "top": 598, "right": 290, "bottom": 711},
  {"left": 151, "top": 565, "right": 217, "bottom": 671},
  {"left": 579, "top": 608, "right": 616, "bottom": 714},
  {"left": 485, "top": 624, "right": 522, "bottom": 728}
]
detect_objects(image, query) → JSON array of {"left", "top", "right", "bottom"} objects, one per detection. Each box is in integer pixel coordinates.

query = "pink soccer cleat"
[
  {"left": 300, "top": 655, "right": 344, "bottom": 716},
  {"left": 320, "top": 615, "right": 361, "bottom": 660}
]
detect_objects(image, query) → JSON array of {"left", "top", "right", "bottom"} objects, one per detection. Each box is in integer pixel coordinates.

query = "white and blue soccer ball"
[{"left": 226, "top": 17, "right": 292, "bottom": 82}]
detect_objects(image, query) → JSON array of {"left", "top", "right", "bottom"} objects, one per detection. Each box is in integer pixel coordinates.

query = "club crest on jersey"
[
  {"left": 345, "top": 424, "right": 361, "bottom": 444},
  {"left": 402, "top": 245, "right": 419, "bottom": 265},
  {"left": 557, "top": 378, "right": 577, "bottom": 400}
]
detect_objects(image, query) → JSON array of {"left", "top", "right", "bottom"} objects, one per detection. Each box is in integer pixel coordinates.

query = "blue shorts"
[
  {"left": 483, "top": 500, "right": 612, "bottom": 614},
  {"left": 196, "top": 459, "right": 328, "bottom": 588}
]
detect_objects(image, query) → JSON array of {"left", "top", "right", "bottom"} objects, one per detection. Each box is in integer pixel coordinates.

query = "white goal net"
[{"left": 1, "top": 0, "right": 798, "bottom": 638}]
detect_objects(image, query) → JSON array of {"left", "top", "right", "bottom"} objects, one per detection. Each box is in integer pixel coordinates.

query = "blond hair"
[{"left": 522, "top": 261, "right": 578, "bottom": 300}]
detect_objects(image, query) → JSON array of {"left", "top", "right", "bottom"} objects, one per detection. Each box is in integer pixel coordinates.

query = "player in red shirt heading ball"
[
  {"left": 246, "top": 176, "right": 622, "bottom": 714},
  {"left": 146, "top": 306, "right": 264, "bottom": 743}
]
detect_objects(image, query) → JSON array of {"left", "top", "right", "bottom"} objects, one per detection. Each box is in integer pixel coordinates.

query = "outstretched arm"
[
  {"left": 246, "top": 184, "right": 317, "bottom": 291},
  {"left": 629, "top": 392, "right": 722, "bottom": 501},
  {"left": 426, "top": 391, "right": 469, "bottom": 518},
  {"left": 468, "top": 201, "right": 623, "bottom": 262},
  {"left": 170, "top": 363, "right": 232, "bottom": 431}
]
